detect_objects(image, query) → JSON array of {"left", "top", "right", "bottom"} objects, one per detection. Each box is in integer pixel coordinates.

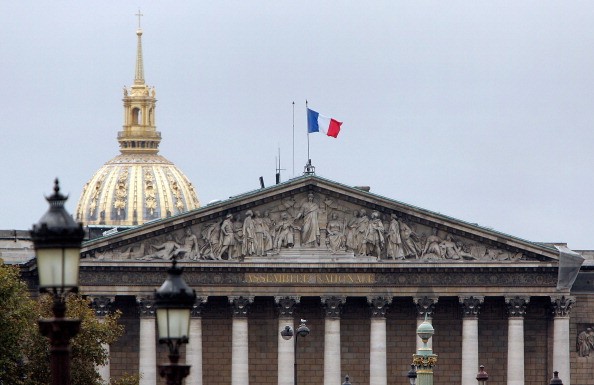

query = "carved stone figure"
[
  {"left": 326, "top": 212, "right": 345, "bottom": 253},
  {"left": 421, "top": 228, "right": 443, "bottom": 260},
  {"left": 355, "top": 209, "right": 370, "bottom": 256},
  {"left": 177, "top": 227, "right": 200, "bottom": 261},
  {"left": 439, "top": 235, "right": 462, "bottom": 260},
  {"left": 218, "top": 214, "right": 235, "bottom": 259},
  {"left": 261, "top": 210, "right": 274, "bottom": 254},
  {"left": 242, "top": 210, "right": 256, "bottom": 256},
  {"left": 200, "top": 222, "right": 221, "bottom": 260},
  {"left": 399, "top": 220, "right": 420, "bottom": 259},
  {"left": 345, "top": 210, "right": 360, "bottom": 252},
  {"left": 577, "top": 328, "right": 593, "bottom": 357},
  {"left": 365, "top": 211, "right": 385, "bottom": 258},
  {"left": 141, "top": 235, "right": 180, "bottom": 260},
  {"left": 230, "top": 215, "right": 243, "bottom": 259},
  {"left": 254, "top": 211, "right": 265, "bottom": 256},
  {"left": 386, "top": 214, "right": 404, "bottom": 260},
  {"left": 274, "top": 212, "right": 299, "bottom": 250},
  {"left": 120, "top": 243, "right": 145, "bottom": 260},
  {"left": 296, "top": 193, "right": 321, "bottom": 247}
]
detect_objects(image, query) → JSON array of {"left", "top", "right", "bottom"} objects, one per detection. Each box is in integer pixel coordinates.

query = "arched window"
[
  {"left": 149, "top": 108, "right": 154, "bottom": 125},
  {"left": 132, "top": 108, "right": 142, "bottom": 125}
]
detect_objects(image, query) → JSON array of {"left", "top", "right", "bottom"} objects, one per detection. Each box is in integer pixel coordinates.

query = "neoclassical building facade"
[{"left": 19, "top": 175, "right": 591, "bottom": 385}]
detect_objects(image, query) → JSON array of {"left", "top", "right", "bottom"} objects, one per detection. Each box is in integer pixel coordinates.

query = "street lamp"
[
  {"left": 154, "top": 257, "right": 196, "bottom": 385},
  {"left": 407, "top": 364, "right": 417, "bottom": 385},
  {"left": 280, "top": 319, "right": 310, "bottom": 385},
  {"left": 476, "top": 365, "right": 489, "bottom": 385},
  {"left": 31, "top": 179, "right": 84, "bottom": 385},
  {"left": 342, "top": 375, "right": 352, "bottom": 385}
]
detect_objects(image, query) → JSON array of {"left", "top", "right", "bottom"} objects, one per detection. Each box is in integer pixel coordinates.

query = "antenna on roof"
[{"left": 275, "top": 147, "right": 285, "bottom": 184}]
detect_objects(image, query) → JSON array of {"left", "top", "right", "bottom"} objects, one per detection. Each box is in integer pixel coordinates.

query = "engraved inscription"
[{"left": 244, "top": 273, "right": 375, "bottom": 285}]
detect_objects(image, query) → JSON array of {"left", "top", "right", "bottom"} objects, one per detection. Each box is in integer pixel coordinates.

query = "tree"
[
  {"left": 0, "top": 262, "right": 38, "bottom": 385},
  {"left": 0, "top": 262, "right": 129, "bottom": 385}
]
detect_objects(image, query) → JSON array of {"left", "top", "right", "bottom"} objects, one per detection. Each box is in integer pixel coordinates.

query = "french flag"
[{"left": 307, "top": 108, "right": 342, "bottom": 138}]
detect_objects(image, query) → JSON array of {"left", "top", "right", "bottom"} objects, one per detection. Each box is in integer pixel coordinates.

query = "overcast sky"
[{"left": 1, "top": 2, "right": 593, "bottom": 250}]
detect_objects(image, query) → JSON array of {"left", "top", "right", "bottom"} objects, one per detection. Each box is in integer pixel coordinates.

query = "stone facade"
[{"left": 16, "top": 175, "right": 594, "bottom": 385}]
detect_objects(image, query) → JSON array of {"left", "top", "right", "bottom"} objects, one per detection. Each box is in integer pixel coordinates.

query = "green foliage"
[
  {"left": 110, "top": 373, "right": 141, "bottom": 385},
  {"left": 0, "top": 263, "right": 39, "bottom": 385},
  {"left": 0, "top": 262, "right": 126, "bottom": 385}
]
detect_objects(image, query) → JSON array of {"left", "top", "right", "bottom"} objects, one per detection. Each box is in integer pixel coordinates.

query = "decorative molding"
[
  {"left": 229, "top": 296, "right": 253, "bottom": 317},
  {"left": 137, "top": 297, "right": 155, "bottom": 318},
  {"left": 414, "top": 296, "right": 438, "bottom": 319},
  {"left": 460, "top": 296, "right": 484, "bottom": 318},
  {"left": 90, "top": 296, "right": 114, "bottom": 317},
  {"left": 190, "top": 296, "right": 208, "bottom": 318},
  {"left": 322, "top": 296, "right": 345, "bottom": 318},
  {"left": 551, "top": 295, "right": 575, "bottom": 317},
  {"left": 505, "top": 296, "right": 529, "bottom": 318},
  {"left": 275, "top": 296, "right": 300, "bottom": 318},
  {"left": 368, "top": 296, "right": 392, "bottom": 318},
  {"left": 79, "top": 269, "right": 558, "bottom": 289}
]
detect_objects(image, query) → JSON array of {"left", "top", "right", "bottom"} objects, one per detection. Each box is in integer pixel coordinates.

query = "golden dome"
[{"left": 76, "top": 26, "right": 200, "bottom": 227}]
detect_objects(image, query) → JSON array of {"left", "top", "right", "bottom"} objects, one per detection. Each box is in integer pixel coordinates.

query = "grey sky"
[{"left": 1, "top": 2, "right": 593, "bottom": 249}]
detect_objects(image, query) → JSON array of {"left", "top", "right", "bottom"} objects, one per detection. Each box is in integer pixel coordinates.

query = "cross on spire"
[{"left": 135, "top": 9, "right": 143, "bottom": 29}]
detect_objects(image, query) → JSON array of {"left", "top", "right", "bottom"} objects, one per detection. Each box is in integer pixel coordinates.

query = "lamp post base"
[{"left": 159, "top": 363, "right": 191, "bottom": 385}]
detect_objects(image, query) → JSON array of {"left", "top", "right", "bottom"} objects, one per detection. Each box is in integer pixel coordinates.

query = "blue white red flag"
[{"left": 307, "top": 108, "right": 342, "bottom": 138}]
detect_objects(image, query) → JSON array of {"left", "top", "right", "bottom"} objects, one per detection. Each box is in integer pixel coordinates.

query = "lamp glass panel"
[
  {"left": 157, "top": 308, "right": 190, "bottom": 340},
  {"left": 37, "top": 247, "right": 80, "bottom": 288}
]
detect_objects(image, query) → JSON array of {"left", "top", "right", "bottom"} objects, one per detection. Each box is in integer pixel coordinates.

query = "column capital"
[
  {"left": 137, "top": 296, "right": 155, "bottom": 318},
  {"left": 322, "top": 296, "right": 345, "bottom": 318},
  {"left": 191, "top": 296, "right": 208, "bottom": 318},
  {"left": 89, "top": 296, "right": 114, "bottom": 317},
  {"left": 551, "top": 295, "right": 575, "bottom": 317},
  {"left": 275, "top": 296, "right": 300, "bottom": 318},
  {"left": 229, "top": 296, "right": 253, "bottom": 317},
  {"left": 367, "top": 296, "right": 392, "bottom": 318},
  {"left": 414, "top": 296, "right": 438, "bottom": 319},
  {"left": 459, "top": 296, "right": 484, "bottom": 318},
  {"left": 505, "top": 296, "right": 529, "bottom": 318}
]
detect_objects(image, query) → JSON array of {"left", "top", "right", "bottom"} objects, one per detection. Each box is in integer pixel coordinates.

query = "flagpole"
[
  {"left": 293, "top": 101, "right": 295, "bottom": 178},
  {"left": 306, "top": 99, "right": 310, "bottom": 162}
]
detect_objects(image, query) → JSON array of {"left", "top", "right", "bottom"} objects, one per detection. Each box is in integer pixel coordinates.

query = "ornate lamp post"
[
  {"left": 154, "top": 257, "right": 196, "bottom": 385},
  {"left": 280, "top": 319, "right": 310, "bottom": 385},
  {"left": 411, "top": 316, "right": 437, "bottom": 385},
  {"left": 31, "top": 179, "right": 85, "bottom": 385},
  {"left": 549, "top": 371, "right": 563, "bottom": 385},
  {"left": 476, "top": 365, "right": 489, "bottom": 385},
  {"left": 342, "top": 375, "right": 352, "bottom": 385}
]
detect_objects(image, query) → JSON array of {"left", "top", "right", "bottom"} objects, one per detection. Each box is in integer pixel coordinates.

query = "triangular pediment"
[{"left": 81, "top": 175, "right": 559, "bottom": 264}]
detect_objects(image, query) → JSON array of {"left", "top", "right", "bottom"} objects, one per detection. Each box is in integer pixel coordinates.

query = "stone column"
[
  {"left": 505, "top": 296, "right": 529, "bottom": 385},
  {"left": 186, "top": 297, "right": 207, "bottom": 385},
  {"left": 91, "top": 296, "right": 114, "bottom": 385},
  {"left": 460, "top": 296, "right": 483, "bottom": 385},
  {"left": 276, "top": 296, "right": 299, "bottom": 385},
  {"left": 137, "top": 297, "right": 156, "bottom": 385},
  {"left": 551, "top": 295, "right": 575, "bottom": 385},
  {"left": 230, "top": 296, "right": 253, "bottom": 385},
  {"left": 368, "top": 296, "right": 391, "bottom": 385},
  {"left": 414, "top": 297, "right": 438, "bottom": 351},
  {"left": 322, "top": 296, "right": 344, "bottom": 385}
]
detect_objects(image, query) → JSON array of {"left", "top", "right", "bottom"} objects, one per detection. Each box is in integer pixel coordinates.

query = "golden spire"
[
  {"left": 118, "top": 13, "right": 161, "bottom": 155},
  {"left": 134, "top": 9, "right": 144, "bottom": 85}
]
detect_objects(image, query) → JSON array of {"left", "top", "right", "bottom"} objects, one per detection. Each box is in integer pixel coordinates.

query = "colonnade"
[{"left": 90, "top": 294, "right": 575, "bottom": 385}]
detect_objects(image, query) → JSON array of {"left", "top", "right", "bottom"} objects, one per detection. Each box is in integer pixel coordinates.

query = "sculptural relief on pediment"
[{"left": 91, "top": 192, "right": 531, "bottom": 263}]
